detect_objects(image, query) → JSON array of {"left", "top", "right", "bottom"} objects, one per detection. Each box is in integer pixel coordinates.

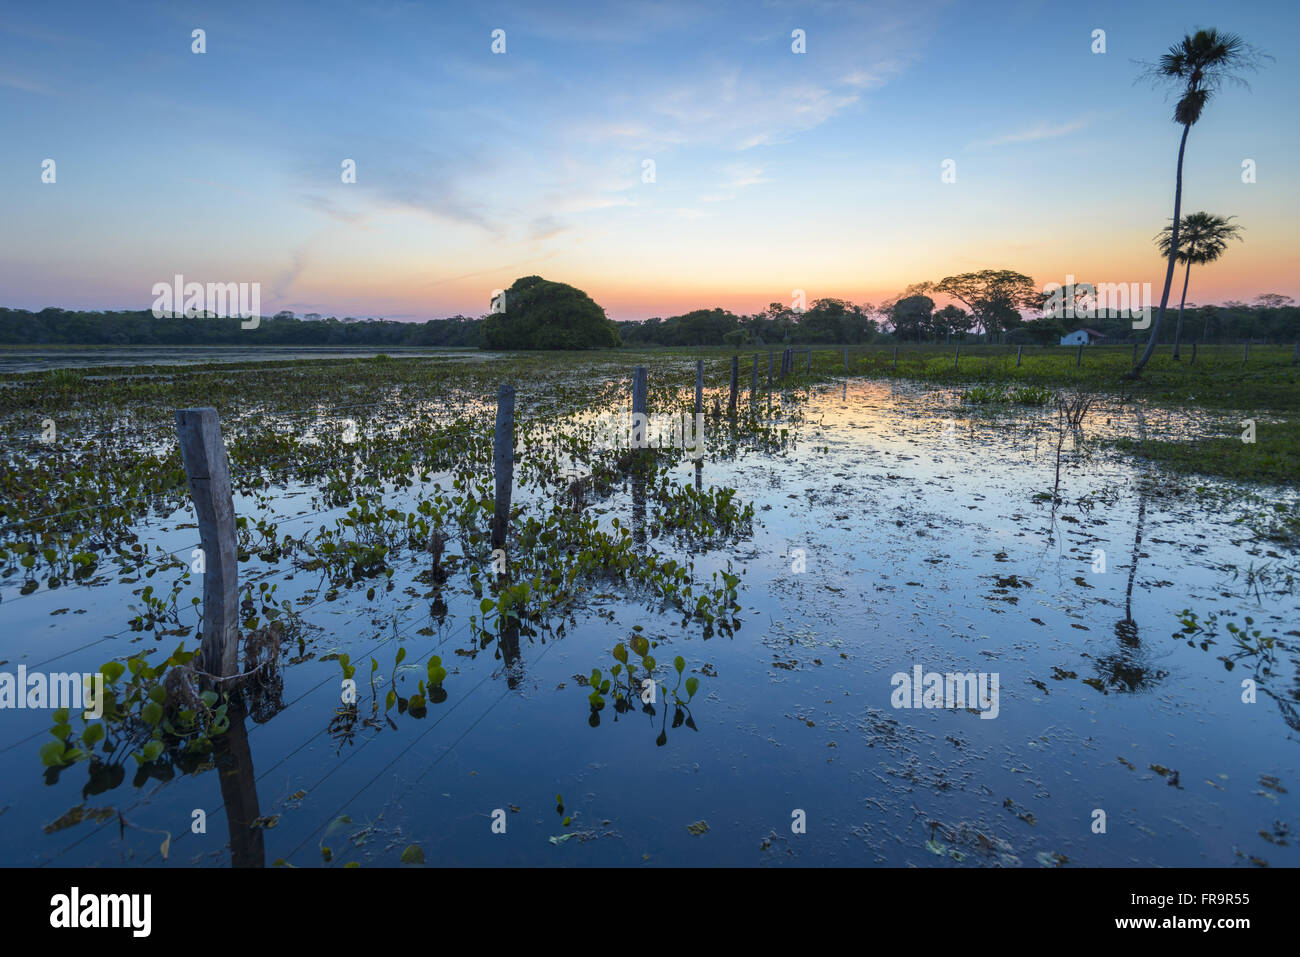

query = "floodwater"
[
  {"left": 0, "top": 346, "right": 492, "bottom": 375},
  {"left": 1, "top": 380, "right": 1296, "bottom": 866}
]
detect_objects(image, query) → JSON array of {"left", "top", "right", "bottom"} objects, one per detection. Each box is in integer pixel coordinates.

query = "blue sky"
[{"left": 2, "top": 0, "right": 1296, "bottom": 321}]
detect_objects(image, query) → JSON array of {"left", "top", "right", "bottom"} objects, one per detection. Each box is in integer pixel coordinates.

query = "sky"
[{"left": 2, "top": 0, "right": 1297, "bottom": 322}]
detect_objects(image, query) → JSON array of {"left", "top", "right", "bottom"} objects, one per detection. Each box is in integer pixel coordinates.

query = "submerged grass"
[{"left": 1111, "top": 419, "right": 1300, "bottom": 485}]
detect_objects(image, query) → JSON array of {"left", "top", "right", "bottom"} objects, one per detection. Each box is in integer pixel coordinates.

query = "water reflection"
[
  {"left": 213, "top": 695, "right": 265, "bottom": 868},
  {"left": 1095, "top": 468, "right": 1167, "bottom": 693}
]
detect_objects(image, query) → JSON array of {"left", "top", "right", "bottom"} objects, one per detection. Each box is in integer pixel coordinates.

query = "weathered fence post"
[
  {"left": 728, "top": 355, "right": 738, "bottom": 415},
  {"left": 175, "top": 408, "right": 239, "bottom": 683},
  {"left": 1076, "top": 343, "right": 1083, "bottom": 367},
  {"left": 767, "top": 351, "right": 774, "bottom": 385},
  {"left": 843, "top": 347, "right": 849, "bottom": 373},
  {"left": 1191, "top": 341, "right": 1197, "bottom": 364},
  {"left": 694, "top": 359, "right": 704, "bottom": 417},
  {"left": 751, "top": 354, "right": 759, "bottom": 400},
  {"left": 491, "top": 384, "right": 515, "bottom": 552},
  {"left": 632, "top": 365, "right": 647, "bottom": 415},
  {"left": 954, "top": 344, "right": 960, "bottom": 368},
  {"left": 806, "top": 349, "right": 812, "bottom": 373},
  {"left": 1016, "top": 345, "right": 1023, "bottom": 367},
  {"left": 631, "top": 365, "right": 647, "bottom": 445}
]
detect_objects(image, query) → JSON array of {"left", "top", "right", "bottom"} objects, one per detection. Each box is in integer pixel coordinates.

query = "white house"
[{"left": 1060, "top": 328, "right": 1106, "bottom": 346}]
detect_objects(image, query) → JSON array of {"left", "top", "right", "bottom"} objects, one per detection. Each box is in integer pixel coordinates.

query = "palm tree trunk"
[
  {"left": 1128, "top": 122, "right": 1191, "bottom": 379},
  {"left": 1172, "top": 257, "right": 1192, "bottom": 359}
]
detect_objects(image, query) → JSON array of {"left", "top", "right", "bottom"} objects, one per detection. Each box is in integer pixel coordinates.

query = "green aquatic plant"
[{"left": 40, "top": 643, "right": 232, "bottom": 777}]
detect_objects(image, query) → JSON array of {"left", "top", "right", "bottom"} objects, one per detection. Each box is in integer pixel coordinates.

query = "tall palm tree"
[
  {"left": 1127, "top": 29, "right": 1266, "bottom": 379},
  {"left": 1154, "top": 212, "right": 1243, "bottom": 358}
]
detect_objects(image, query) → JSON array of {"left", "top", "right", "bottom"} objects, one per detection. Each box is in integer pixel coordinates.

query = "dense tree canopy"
[
  {"left": 929, "top": 270, "right": 1040, "bottom": 340},
  {"left": 0, "top": 307, "right": 482, "bottom": 347},
  {"left": 479, "top": 276, "right": 620, "bottom": 350}
]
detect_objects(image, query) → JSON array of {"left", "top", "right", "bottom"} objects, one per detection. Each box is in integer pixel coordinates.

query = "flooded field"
[{"left": 0, "top": 356, "right": 1296, "bottom": 867}]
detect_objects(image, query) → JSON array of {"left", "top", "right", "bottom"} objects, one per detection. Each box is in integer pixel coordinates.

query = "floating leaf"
[{"left": 400, "top": 844, "right": 425, "bottom": 864}]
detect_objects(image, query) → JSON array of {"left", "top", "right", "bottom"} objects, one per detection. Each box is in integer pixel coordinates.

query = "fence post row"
[
  {"left": 491, "top": 384, "right": 515, "bottom": 552},
  {"left": 175, "top": 408, "right": 240, "bottom": 684}
]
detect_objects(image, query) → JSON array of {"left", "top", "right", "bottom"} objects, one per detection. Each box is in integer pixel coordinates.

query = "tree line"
[{"left": 1, "top": 281, "right": 1294, "bottom": 350}]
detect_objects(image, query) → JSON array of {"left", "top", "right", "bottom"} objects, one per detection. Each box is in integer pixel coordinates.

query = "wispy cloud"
[
  {"left": 0, "top": 72, "right": 52, "bottom": 95},
  {"left": 701, "top": 162, "right": 768, "bottom": 201},
  {"left": 968, "top": 115, "right": 1095, "bottom": 149}
]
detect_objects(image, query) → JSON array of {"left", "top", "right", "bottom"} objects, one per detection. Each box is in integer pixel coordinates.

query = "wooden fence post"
[
  {"left": 1191, "top": 341, "right": 1197, "bottom": 365},
  {"left": 751, "top": 354, "right": 759, "bottom": 400},
  {"left": 1076, "top": 343, "right": 1083, "bottom": 367},
  {"left": 175, "top": 408, "right": 239, "bottom": 683},
  {"left": 728, "top": 355, "right": 738, "bottom": 415},
  {"left": 491, "top": 384, "right": 515, "bottom": 551},
  {"left": 632, "top": 365, "right": 647, "bottom": 415},
  {"left": 806, "top": 349, "right": 812, "bottom": 373},
  {"left": 843, "top": 347, "right": 849, "bottom": 373},
  {"left": 768, "top": 351, "right": 774, "bottom": 385},
  {"left": 954, "top": 344, "right": 960, "bottom": 368},
  {"left": 694, "top": 359, "right": 704, "bottom": 417},
  {"left": 1016, "top": 345, "right": 1022, "bottom": 367}
]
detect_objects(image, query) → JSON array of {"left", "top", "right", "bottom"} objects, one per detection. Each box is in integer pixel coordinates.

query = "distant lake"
[{"left": 0, "top": 345, "right": 492, "bottom": 375}]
